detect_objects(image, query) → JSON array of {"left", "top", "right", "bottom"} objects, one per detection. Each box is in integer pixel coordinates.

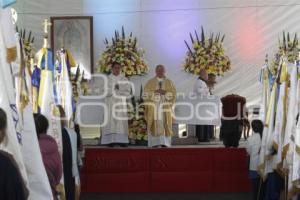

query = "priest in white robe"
[
  {"left": 144, "top": 65, "right": 176, "bottom": 147},
  {"left": 193, "top": 69, "right": 210, "bottom": 96},
  {"left": 100, "top": 62, "right": 131, "bottom": 147},
  {"left": 193, "top": 69, "right": 213, "bottom": 142}
]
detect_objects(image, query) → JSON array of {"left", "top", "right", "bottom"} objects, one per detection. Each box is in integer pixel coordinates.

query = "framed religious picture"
[{"left": 51, "top": 16, "right": 94, "bottom": 77}]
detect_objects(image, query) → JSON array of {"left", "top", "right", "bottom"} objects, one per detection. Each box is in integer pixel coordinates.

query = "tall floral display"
[
  {"left": 278, "top": 32, "right": 299, "bottom": 62},
  {"left": 97, "top": 27, "right": 149, "bottom": 144},
  {"left": 270, "top": 32, "right": 298, "bottom": 75},
  {"left": 127, "top": 86, "right": 148, "bottom": 145},
  {"left": 17, "top": 28, "right": 35, "bottom": 64},
  {"left": 98, "top": 27, "right": 149, "bottom": 77},
  {"left": 17, "top": 28, "right": 36, "bottom": 112},
  {"left": 183, "top": 27, "right": 231, "bottom": 77}
]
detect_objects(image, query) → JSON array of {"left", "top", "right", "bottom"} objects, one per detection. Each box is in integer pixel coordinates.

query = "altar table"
[{"left": 81, "top": 147, "right": 251, "bottom": 193}]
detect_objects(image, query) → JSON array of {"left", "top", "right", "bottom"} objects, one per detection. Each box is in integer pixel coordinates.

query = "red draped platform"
[{"left": 81, "top": 147, "right": 251, "bottom": 193}]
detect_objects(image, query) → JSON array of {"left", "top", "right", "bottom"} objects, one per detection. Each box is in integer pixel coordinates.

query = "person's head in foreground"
[
  {"left": 0, "top": 108, "right": 7, "bottom": 144},
  {"left": 34, "top": 113, "right": 49, "bottom": 138},
  {"left": 156, "top": 64, "right": 165, "bottom": 78},
  {"left": 251, "top": 119, "right": 263, "bottom": 138},
  {"left": 0, "top": 108, "right": 29, "bottom": 199},
  {"left": 199, "top": 69, "right": 208, "bottom": 81},
  {"left": 111, "top": 62, "right": 121, "bottom": 76},
  {"left": 34, "top": 113, "right": 63, "bottom": 200}
]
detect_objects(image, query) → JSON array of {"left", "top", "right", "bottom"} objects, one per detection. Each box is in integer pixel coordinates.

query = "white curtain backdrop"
[{"left": 13, "top": 0, "right": 300, "bottom": 106}]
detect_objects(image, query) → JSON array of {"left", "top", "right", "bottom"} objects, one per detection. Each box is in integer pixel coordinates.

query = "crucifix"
[{"left": 42, "top": 19, "right": 52, "bottom": 48}]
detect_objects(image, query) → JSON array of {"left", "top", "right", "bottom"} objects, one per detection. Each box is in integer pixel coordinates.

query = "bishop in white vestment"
[{"left": 100, "top": 63, "right": 131, "bottom": 146}]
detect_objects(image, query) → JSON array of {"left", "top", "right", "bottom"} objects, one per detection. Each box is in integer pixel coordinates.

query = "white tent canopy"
[{"left": 14, "top": 0, "right": 300, "bottom": 106}]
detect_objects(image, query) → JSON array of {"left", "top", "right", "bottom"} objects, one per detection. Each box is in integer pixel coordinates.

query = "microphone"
[{"left": 158, "top": 81, "right": 162, "bottom": 89}]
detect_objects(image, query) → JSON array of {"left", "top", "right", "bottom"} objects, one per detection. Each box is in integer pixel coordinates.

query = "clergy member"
[
  {"left": 100, "top": 62, "right": 131, "bottom": 147},
  {"left": 144, "top": 65, "right": 176, "bottom": 147},
  {"left": 193, "top": 69, "right": 209, "bottom": 96},
  {"left": 193, "top": 69, "right": 213, "bottom": 142}
]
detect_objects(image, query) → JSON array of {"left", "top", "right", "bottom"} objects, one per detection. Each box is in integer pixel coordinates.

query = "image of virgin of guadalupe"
[{"left": 54, "top": 19, "right": 91, "bottom": 78}]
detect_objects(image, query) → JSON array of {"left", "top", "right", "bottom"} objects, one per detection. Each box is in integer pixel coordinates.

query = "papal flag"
[
  {"left": 259, "top": 64, "right": 272, "bottom": 121},
  {"left": 14, "top": 32, "right": 53, "bottom": 200},
  {"left": 281, "top": 62, "right": 299, "bottom": 198},
  {"left": 272, "top": 61, "right": 288, "bottom": 171},
  {"left": 0, "top": 0, "right": 16, "bottom": 8},
  {"left": 258, "top": 58, "right": 282, "bottom": 179},
  {"left": 37, "top": 46, "right": 66, "bottom": 198},
  {"left": 290, "top": 61, "right": 300, "bottom": 197},
  {"left": 283, "top": 62, "right": 298, "bottom": 161},
  {"left": 56, "top": 49, "right": 74, "bottom": 123},
  {"left": 37, "top": 47, "right": 63, "bottom": 154},
  {"left": 0, "top": 5, "right": 29, "bottom": 189},
  {"left": 258, "top": 81, "right": 278, "bottom": 179}
]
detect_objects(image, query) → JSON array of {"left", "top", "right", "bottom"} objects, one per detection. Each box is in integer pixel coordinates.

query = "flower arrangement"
[
  {"left": 16, "top": 28, "right": 35, "bottom": 113},
  {"left": 128, "top": 86, "right": 148, "bottom": 144},
  {"left": 183, "top": 27, "right": 231, "bottom": 76},
  {"left": 70, "top": 67, "right": 88, "bottom": 102},
  {"left": 98, "top": 27, "right": 149, "bottom": 77},
  {"left": 17, "top": 28, "right": 35, "bottom": 66},
  {"left": 55, "top": 49, "right": 89, "bottom": 104},
  {"left": 271, "top": 32, "right": 299, "bottom": 73},
  {"left": 278, "top": 32, "right": 299, "bottom": 62}
]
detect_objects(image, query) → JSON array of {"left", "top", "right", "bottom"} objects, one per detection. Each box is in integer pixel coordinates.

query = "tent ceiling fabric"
[{"left": 14, "top": 0, "right": 300, "bottom": 105}]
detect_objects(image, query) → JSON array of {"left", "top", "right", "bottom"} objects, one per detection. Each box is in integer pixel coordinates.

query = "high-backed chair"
[{"left": 220, "top": 94, "right": 246, "bottom": 147}]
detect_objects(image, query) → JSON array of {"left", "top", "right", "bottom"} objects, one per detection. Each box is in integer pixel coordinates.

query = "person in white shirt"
[
  {"left": 246, "top": 120, "right": 263, "bottom": 200},
  {"left": 193, "top": 69, "right": 213, "bottom": 142}
]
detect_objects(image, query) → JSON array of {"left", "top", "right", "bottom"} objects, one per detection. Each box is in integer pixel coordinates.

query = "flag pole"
[
  {"left": 284, "top": 173, "right": 287, "bottom": 200},
  {"left": 42, "top": 19, "right": 51, "bottom": 48},
  {"left": 257, "top": 178, "right": 262, "bottom": 200}
]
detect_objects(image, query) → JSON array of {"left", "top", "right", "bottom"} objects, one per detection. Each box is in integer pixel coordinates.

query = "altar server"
[
  {"left": 193, "top": 69, "right": 213, "bottom": 142},
  {"left": 100, "top": 62, "right": 131, "bottom": 146},
  {"left": 246, "top": 120, "right": 264, "bottom": 200},
  {"left": 193, "top": 69, "right": 210, "bottom": 96},
  {"left": 144, "top": 65, "right": 176, "bottom": 147}
]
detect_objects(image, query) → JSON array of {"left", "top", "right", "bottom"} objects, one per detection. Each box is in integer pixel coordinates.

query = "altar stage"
[{"left": 80, "top": 146, "right": 251, "bottom": 193}]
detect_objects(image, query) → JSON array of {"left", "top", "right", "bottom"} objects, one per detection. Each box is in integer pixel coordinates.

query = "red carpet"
[{"left": 81, "top": 147, "right": 251, "bottom": 193}]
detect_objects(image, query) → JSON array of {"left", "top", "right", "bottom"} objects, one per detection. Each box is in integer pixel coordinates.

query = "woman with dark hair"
[
  {"left": 0, "top": 108, "right": 29, "bottom": 200},
  {"left": 246, "top": 119, "right": 264, "bottom": 200},
  {"left": 34, "top": 113, "right": 62, "bottom": 200}
]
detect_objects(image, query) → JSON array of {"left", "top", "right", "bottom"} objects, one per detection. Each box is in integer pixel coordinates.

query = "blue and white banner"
[{"left": 0, "top": 0, "right": 16, "bottom": 8}]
